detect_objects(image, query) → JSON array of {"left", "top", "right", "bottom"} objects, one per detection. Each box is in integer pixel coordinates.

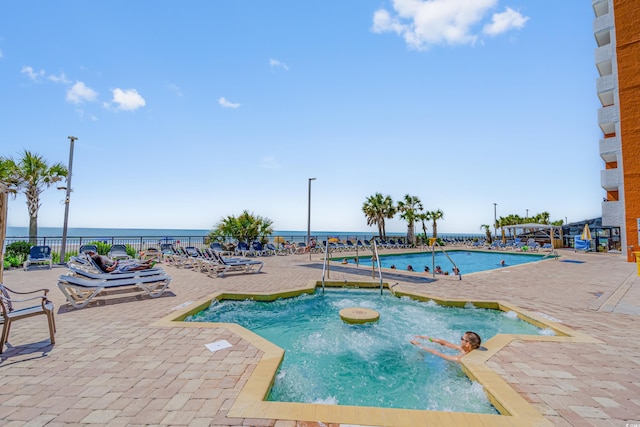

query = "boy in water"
[{"left": 410, "top": 331, "right": 481, "bottom": 362}]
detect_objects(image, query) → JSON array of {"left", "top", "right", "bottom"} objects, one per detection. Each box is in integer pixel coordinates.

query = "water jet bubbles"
[
  {"left": 539, "top": 328, "right": 557, "bottom": 336},
  {"left": 502, "top": 310, "right": 519, "bottom": 319},
  {"left": 464, "top": 302, "right": 476, "bottom": 309}
]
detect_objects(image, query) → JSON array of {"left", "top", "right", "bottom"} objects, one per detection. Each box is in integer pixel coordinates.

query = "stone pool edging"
[{"left": 152, "top": 279, "right": 600, "bottom": 427}]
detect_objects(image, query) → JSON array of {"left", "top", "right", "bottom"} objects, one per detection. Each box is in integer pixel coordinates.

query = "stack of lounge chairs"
[{"left": 58, "top": 254, "right": 172, "bottom": 309}]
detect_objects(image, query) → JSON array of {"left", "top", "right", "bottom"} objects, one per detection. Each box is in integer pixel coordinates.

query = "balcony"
[
  {"left": 598, "top": 105, "right": 618, "bottom": 135},
  {"left": 597, "top": 74, "right": 615, "bottom": 106},
  {"left": 595, "top": 44, "right": 613, "bottom": 76},
  {"left": 601, "top": 168, "right": 622, "bottom": 191},
  {"left": 600, "top": 136, "right": 620, "bottom": 163},
  {"left": 594, "top": 16, "right": 613, "bottom": 44},
  {"left": 593, "top": 0, "right": 609, "bottom": 18},
  {"left": 601, "top": 200, "right": 623, "bottom": 227}
]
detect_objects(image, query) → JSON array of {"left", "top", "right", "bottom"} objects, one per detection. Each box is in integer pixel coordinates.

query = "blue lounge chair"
[
  {"left": 209, "top": 251, "right": 264, "bottom": 276},
  {"left": 24, "top": 245, "right": 52, "bottom": 270},
  {"left": 108, "top": 244, "right": 131, "bottom": 260}
]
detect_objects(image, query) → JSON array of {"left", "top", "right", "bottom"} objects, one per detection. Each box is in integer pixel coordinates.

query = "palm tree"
[
  {"left": 1, "top": 151, "right": 68, "bottom": 242},
  {"left": 417, "top": 212, "right": 429, "bottom": 246},
  {"left": 362, "top": 193, "right": 395, "bottom": 239},
  {"left": 426, "top": 209, "right": 444, "bottom": 239},
  {"left": 208, "top": 210, "right": 273, "bottom": 244},
  {"left": 480, "top": 224, "right": 492, "bottom": 243},
  {"left": 397, "top": 194, "right": 422, "bottom": 246}
]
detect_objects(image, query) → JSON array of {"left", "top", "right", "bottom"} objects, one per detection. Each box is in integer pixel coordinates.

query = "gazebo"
[{"left": 503, "top": 223, "right": 564, "bottom": 249}]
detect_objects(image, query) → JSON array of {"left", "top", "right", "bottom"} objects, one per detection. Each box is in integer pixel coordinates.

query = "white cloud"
[
  {"left": 483, "top": 7, "right": 529, "bottom": 36},
  {"left": 372, "top": 0, "right": 527, "bottom": 50},
  {"left": 218, "top": 97, "right": 241, "bottom": 109},
  {"left": 110, "top": 88, "right": 146, "bottom": 111},
  {"left": 66, "top": 81, "right": 98, "bottom": 104},
  {"left": 168, "top": 83, "right": 183, "bottom": 97},
  {"left": 21, "top": 66, "right": 46, "bottom": 81},
  {"left": 269, "top": 58, "right": 289, "bottom": 71},
  {"left": 48, "top": 72, "right": 71, "bottom": 84},
  {"left": 260, "top": 156, "right": 280, "bottom": 169}
]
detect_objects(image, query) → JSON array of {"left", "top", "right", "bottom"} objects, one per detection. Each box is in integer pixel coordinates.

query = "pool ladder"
[
  {"left": 320, "top": 239, "right": 385, "bottom": 295},
  {"left": 431, "top": 241, "right": 462, "bottom": 280},
  {"left": 543, "top": 250, "right": 560, "bottom": 260}
]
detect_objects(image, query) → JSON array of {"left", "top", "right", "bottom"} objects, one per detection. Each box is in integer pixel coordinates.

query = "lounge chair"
[
  {"left": 209, "top": 251, "right": 264, "bottom": 276},
  {"left": 23, "top": 245, "right": 52, "bottom": 270},
  {"left": 67, "top": 265, "right": 165, "bottom": 280},
  {"left": 108, "top": 244, "right": 131, "bottom": 260},
  {"left": 0, "top": 283, "right": 56, "bottom": 353},
  {"left": 235, "top": 241, "right": 251, "bottom": 257},
  {"left": 57, "top": 273, "right": 172, "bottom": 309},
  {"left": 140, "top": 247, "right": 161, "bottom": 262},
  {"left": 79, "top": 244, "right": 98, "bottom": 255},
  {"left": 251, "top": 241, "right": 268, "bottom": 256}
]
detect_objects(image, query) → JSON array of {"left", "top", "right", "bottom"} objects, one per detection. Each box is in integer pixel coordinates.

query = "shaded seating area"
[
  {"left": 0, "top": 283, "right": 56, "bottom": 353},
  {"left": 23, "top": 245, "right": 52, "bottom": 270}
]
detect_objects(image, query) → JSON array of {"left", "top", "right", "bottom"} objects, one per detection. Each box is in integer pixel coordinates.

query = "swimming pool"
[
  {"left": 186, "top": 288, "right": 552, "bottom": 413},
  {"left": 341, "top": 250, "right": 544, "bottom": 274}
]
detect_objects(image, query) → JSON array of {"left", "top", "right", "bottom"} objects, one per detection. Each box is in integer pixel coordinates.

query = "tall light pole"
[
  {"left": 59, "top": 136, "right": 77, "bottom": 265},
  {"left": 526, "top": 208, "right": 529, "bottom": 219},
  {"left": 307, "top": 177, "right": 316, "bottom": 261},
  {"left": 493, "top": 202, "right": 497, "bottom": 240}
]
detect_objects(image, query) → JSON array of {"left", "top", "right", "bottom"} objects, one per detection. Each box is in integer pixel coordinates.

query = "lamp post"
[
  {"left": 493, "top": 203, "right": 497, "bottom": 240},
  {"left": 526, "top": 209, "right": 529, "bottom": 219},
  {"left": 59, "top": 136, "right": 77, "bottom": 265},
  {"left": 307, "top": 177, "right": 316, "bottom": 261}
]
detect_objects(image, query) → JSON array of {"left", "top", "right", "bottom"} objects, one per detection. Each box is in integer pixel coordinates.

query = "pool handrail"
[
  {"left": 372, "top": 240, "right": 384, "bottom": 295},
  {"left": 321, "top": 239, "right": 330, "bottom": 293},
  {"left": 431, "top": 241, "right": 461, "bottom": 280}
]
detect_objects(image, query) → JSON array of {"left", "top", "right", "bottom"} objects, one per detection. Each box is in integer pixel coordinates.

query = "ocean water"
[{"left": 6, "top": 226, "right": 482, "bottom": 240}]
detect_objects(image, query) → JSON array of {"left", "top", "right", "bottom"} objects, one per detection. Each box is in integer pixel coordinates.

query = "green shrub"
[
  {"left": 6, "top": 241, "right": 31, "bottom": 259},
  {"left": 5, "top": 255, "right": 23, "bottom": 268},
  {"left": 86, "top": 241, "right": 111, "bottom": 255},
  {"left": 126, "top": 245, "right": 137, "bottom": 258},
  {"left": 52, "top": 250, "right": 77, "bottom": 264}
]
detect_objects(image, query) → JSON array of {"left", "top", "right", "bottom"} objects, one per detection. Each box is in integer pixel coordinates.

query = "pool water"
[
  {"left": 187, "top": 289, "right": 551, "bottom": 413},
  {"left": 345, "top": 250, "right": 544, "bottom": 274}
]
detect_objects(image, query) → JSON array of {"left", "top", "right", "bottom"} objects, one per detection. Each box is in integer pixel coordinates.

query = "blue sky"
[{"left": 0, "top": 1, "right": 602, "bottom": 234}]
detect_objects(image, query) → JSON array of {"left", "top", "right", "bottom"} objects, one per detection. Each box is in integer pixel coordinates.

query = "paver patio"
[{"left": 1, "top": 248, "right": 639, "bottom": 426}]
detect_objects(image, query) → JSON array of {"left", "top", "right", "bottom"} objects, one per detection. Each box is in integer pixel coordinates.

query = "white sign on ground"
[{"left": 205, "top": 340, "right": 232, "bottom": 353}]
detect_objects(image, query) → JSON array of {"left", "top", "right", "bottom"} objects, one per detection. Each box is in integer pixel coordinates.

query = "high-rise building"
[{"left": 594, "top": 0, "right": 640, "bottom": 261}]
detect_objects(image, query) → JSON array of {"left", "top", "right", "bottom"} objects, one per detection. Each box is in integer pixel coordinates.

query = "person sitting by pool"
[
  {"left": 341, "top": 258, "right": 348, "bottom": 264},
  {"left": 390, "top": 264, "right": 396, "bottom": 269},
  {"left": 424, "top": 266, "right": 430, "bottom": 273},
  {"left": 407, "top": 264, "right": 414, "bottom": 271},
  {"left": 410, "top": 331, "right": 482, "bottom": 363},
  {"left": 434, "top": 265, "right": 443, "bottom": 274},
  {"left": 452, "top": 266, "right": 460, "bottom": 275},
  {"left": 89, "top": 251, "right": 155, "bottom": 273}
]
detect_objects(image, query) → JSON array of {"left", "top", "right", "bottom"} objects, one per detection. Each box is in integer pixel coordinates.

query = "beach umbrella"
[{"left": 581, "top": 224, "right": 592, "bottom": 240}]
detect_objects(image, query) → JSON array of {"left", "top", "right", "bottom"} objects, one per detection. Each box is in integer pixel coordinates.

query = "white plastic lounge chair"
[
  {"left": 1, "top": 283, "right": 56, "bottom": 353},
  {"left": 67, "top": 265, "right": 165, "bottom": 280},
  {"left": 209, "top": 251, "right": 264, "bottom": 276},
  {"left": 57, "top": 273, "right": 172, "bottom": 309},
  {"left": 23, "top": 245, "right": 53, "bottom": 270},
  {"left": 108, "top": 244, "right": 131, "bottom": 260}
]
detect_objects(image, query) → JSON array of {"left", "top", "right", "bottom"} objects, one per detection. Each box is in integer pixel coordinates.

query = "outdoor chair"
[
  {"left": 0, "top": 283, "right": 56, "bottom": 353},
  {"left": 108, "top": 244, "right": 131, "bottom": 260},
  {"left": 23, "top": 245, "right": 52, "bottom": 270}
]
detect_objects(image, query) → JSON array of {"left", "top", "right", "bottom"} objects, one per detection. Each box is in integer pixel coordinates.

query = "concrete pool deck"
[{"left": 1, "top": 248, "right": 639, "bottom": 426}]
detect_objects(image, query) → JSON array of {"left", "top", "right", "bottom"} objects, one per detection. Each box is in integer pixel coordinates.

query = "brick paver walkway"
[{"left": 1, "top": 248, "right": 639, "bottom": 426}]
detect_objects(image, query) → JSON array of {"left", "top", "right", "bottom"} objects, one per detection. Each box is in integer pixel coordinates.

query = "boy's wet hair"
[{"left": 465, "top": 331, "right": 482, "bottom": 349}]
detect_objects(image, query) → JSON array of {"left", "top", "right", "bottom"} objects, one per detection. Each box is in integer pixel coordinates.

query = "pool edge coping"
[{"left": 152, "top": 280, "right": 601, "bottom": 427}]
